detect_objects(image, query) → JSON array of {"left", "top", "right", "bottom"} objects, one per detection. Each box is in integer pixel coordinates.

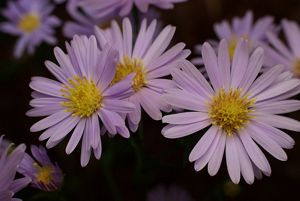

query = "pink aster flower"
[
  {"left": 0, "top": 0, "right": 61, "bottom": 58},
  {"left": 80, "top": 0, "right": 187, "bottom": 19},
  {"left": 95, "top": 18, "right": 190, "bottom": 131},
  {"left": 162, "top": 39, "right": 300, "bottom": 184},
  {"left": 0, "top": 136, "right": 31, "bottom": 201},
  {"left": 27, "top": 35, "right": 135, "bottom": 167},
  {"left": 147, "top": 185, "right": 195, "bottom": 201},
  {"left": 18, "top": 145, "right": 63, "bottom": 192},
  {"left": 263, "top": 19, "right": 300, "bottom": 77},
  {"left": 192, "top": 11, "right": 275, "bottom": 65}
]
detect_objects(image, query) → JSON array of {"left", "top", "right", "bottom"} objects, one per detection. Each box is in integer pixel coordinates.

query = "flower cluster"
[{"left": 1, "top": 1, "right": 300, "bottom": 200}]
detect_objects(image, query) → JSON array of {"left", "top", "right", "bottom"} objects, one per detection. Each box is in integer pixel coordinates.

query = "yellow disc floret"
[
  {"left": 34, "top": 163, "right": 54, "bottom": 185},
  {"left": 18, "top": 13, "right": 40, "bottom": 33},
  {"left": 209, "top": 88, "right": 255, "bottom": 135},
  {"left": 111, "top": 56, "right": 147, "bottom": 92},
  {"left": 61, "top": 76, "right": 103, "bottom": 118}
]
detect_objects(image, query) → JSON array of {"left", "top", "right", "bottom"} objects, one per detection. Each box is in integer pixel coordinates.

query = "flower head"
[
  {"left": 18, "top": 145, "right": 63, "bottom": 191},
  {"left": 192, "top": 11, "right": 275, "bottom": 65},
  {"left": 162, "top": 39, "right": 300, "bottom": 184},
  {"left": 264, "top": 19, "right": 300, "bottom": 77},
  {"left": 95, "top": 18, "right": 190, "bottom": 131},
  {"left": 0, "top": 136, "right": 31, "bottom": 201},
  {"left": 27, "top": 35, "right": 135, "bottom": 166},
  {"left": 80, "top": 0, "right": 187, "bottom": 19},
  {"left": 147, "top": 185, "right": 195, "bottom": 201},
  {"left": 0, "top": 0, "right": 61, "bottom": 58},
  {"left": 63, "top": 0, "right": 118, "bottom": 38}
]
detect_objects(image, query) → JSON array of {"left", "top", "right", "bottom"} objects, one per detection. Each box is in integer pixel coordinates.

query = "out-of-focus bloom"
[
  {"left": 95, "top": 18, "right": 190, "bottom": 131},
  {"left": 0, "top": 136, "right": 31, "bottom": 201},
  {"left": 63, "top": 0, "right": 118, "bottom": 38},
  {"left": 162, "top": 39, "right": 300, "bottom": 184},
  {"left": 63, "top": 0, "right": 160, "bottom": 39},
  {"left": 192, "top": 11, "right": 275, "bottom": 65},
  {"left": 264, "top": 19, "right": 300, "bottom": 77},
  {"left": 80, "top": 0, "right": 187, "bottom": 19},
  {"left": 147, "top": 185, "right": 195, "bottom": 201},
  {"left": 18, "top": 145, "right": 63, "bottom": 191},
  {"left": 27, "top": 35, "right": 135, "bottom": 166},
  {"left": 0, "top": 0, "right": 61, "bottom": 58}
]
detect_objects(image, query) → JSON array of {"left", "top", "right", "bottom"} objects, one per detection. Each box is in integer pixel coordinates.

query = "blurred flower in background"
[
  {"left": 80, "top": 0, "right": 188, "bottom": 19},
  {"left": 18, "top": 145, "right": 63, "bottom": 192},
  {"left": 95, "top": 18, "right": 190, "bottom": 132},
  {"left": 0, "top": 0, "right": 61, "bottom": 58},
  {"left": 147, "top": 184, "right": 195, "bottom": 201},
  {"left": 162, "top": 39, "right": 300, "bottom": 184},
  {"left": 264, "top": 19, "right": 300, "bottom": 77},
  {"left": 0, "top": 136, "right": 31, "bottom": 201},
  {"left": 63, "top": 0, "right": 119, "bottom": 38},
  {"left": 192, "top": 11, "right": 275, "bottom": 65},
  {"left": 27, "top": 35, "right": 135, "bottom": 166}
]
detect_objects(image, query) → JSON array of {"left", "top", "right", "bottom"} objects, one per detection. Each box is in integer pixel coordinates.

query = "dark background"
[{"left": 1, "top": 0, "right": 300, "bottom": 200}]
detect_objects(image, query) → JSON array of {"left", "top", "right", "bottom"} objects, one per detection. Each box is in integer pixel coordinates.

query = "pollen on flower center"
[
  {"left": 208, "top": 88, "right": 255, "bottom": 135},
  {"left": 18, "top": 13, "right": 40, "bottom": 33},
  {"left": 34, "top": 163, "right": 54, "bottom": 185},
  {"left": 60, "top": 76, "right": 102, "bottom": 118},
  {"left": 111, "top": 56, "right": 147, "bottom": 92}
]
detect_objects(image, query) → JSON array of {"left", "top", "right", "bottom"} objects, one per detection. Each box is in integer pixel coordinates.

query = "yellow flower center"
[
  {"left": 293, "top": 58, "right": 300, "bottom": 77},
  {"left": 18, "top": 13, "right": 40, "bottom": 33},
  {"left": 208, "top": 88, "right": 255, "bottom": 135},
  {"left": 61, "top": 76, "right": 103, "bottom": 118},
  {"left": 34, "top": 163, "right": 54, "bottom": 185},
  {"left": 111, "top": 56, "right": 147, "bottom": 92}
]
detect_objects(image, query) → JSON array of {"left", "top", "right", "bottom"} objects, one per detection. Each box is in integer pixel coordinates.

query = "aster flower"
[
  {"left": 162, "top": 39, "right": 300, "bottom": 184},
  {"left": 27, "top": 35, "right": 135, "bottom": 166},
  {"left": 264, "top": 19, "right": 300, "bottom": 77},
  {"left": 0, "top": 136, "right": 31, "bottom": 201},
  {"left": 63, "top": 0, "right": 118, "bottom": 38},
  {"left": 18, "top": 145, "right": 63, "bottom": 192},
  {"left": 95, "top": 18, "right": 190, "bottom": 131},
  {"left": 0, "top": 0, "right": 61, "bottom": 58},
  {"left": 147, "top": 185, "right": 195, "bottom": 201},
  {"left": 192, "top": 11, "right": 275, "bottom": 65},
  {"left": 80, "top": 0, "right": 187, "bottom": 19},
  {"left": 63, "top": 0, "right": 160, "bottom": 39}
]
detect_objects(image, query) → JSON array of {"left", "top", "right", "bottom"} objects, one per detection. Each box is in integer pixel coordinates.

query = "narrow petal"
[
  {"left": 239, "top": 129, "right": 271, "bottom": 173},
  {"left": 30, "top": 111, "right": 70, "bottom": 132},
  {"left": 189, "top": 126, "right": 219, "bottom": 162},
  {"left": 254, "top": 113, "right": 300, "bottom": 132},
  {"left": 225, "top": 136, "right": 241, "bottom": 184},
  {"left": 162, "top": 121, "right": 211, "bottom": 139},
  {"left": 248, "top": 123, "right": 287, "bottom": 161},
  {"left": 162, "top": 112, "right": 209, "bottom": 125}
]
